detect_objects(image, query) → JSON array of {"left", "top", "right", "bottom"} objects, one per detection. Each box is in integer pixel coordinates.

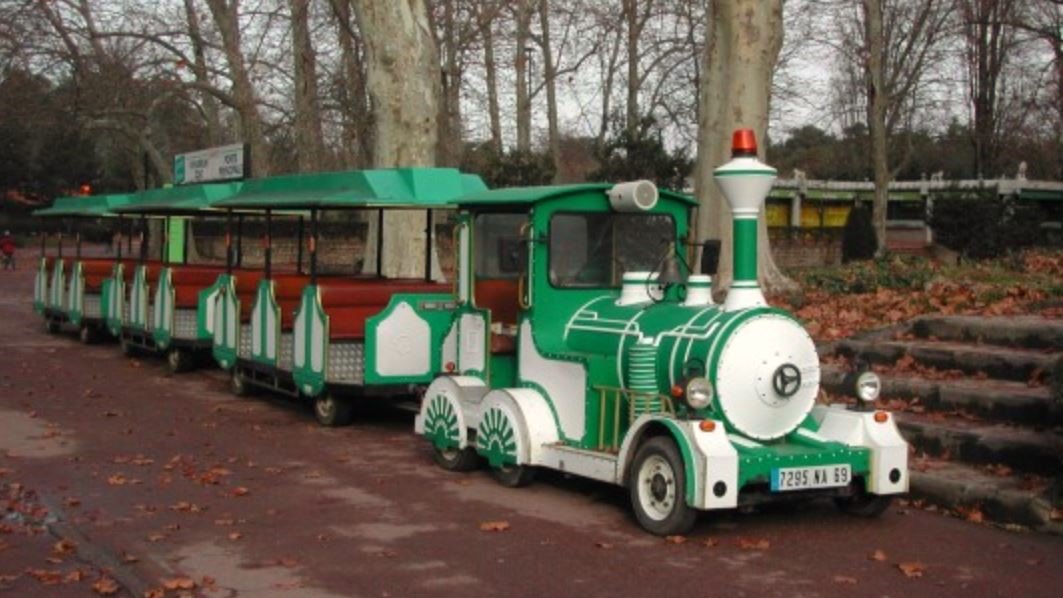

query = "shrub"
[{"left": 929, "top": 189, "right": 1043, "bottom": 259}]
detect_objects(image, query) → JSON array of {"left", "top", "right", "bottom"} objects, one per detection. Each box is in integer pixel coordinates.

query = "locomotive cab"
[{"left": 416, "top": 131, "right": 908, "bottom": 535}]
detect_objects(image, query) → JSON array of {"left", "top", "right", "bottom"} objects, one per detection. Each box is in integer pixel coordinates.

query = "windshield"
[{"left": 549, "top": 212, "right": 674, "bottom": 288}]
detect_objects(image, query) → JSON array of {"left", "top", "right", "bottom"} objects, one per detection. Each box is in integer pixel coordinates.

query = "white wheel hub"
[{"left": 637, "top": 454, "right": 677, "bottom": 521}]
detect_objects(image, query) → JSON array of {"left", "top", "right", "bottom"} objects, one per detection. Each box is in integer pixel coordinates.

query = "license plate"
[{"left": 771, "top": 464, "right": 851, "bottom": 492}]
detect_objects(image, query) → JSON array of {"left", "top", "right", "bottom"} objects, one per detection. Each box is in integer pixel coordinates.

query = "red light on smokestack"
[{"left": 731, "top": 129, "right": 758, "bottom": 157}]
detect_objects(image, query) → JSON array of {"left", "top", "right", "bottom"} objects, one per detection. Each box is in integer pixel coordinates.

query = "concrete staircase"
[{"left": 821, "top": 315, "right": 1062, "bottom": 532}]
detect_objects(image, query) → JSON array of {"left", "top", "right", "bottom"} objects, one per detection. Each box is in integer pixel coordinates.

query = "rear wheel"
[
  {"left": 78, "top": 325, "right": 96, "bottom": 344},
  {"left": 314, "top": 393, "right": 354, "bottom": 427},
  {"left": 490, "top": 463, "right": 536, "bottom": 488},
  {"left": 119, "top": 337, "right": 136, "bottom": 356},
  {"left": 433, "top": 446, "right": 480, "bottom": 472},
  {"left": 44, "top": 318, "right": 60, "bottom": 334},
  {"left": 230, "top": 369, "right": 251, "bottom": 397},
  {"left": 166, "top": 348, "right": 192, "bottom": 374},
  {"left": 834, "top": 492, "right": 893, "bottom": 517},
  {"left": 629, "top": 437, "right": 697, "bottom": 536}
]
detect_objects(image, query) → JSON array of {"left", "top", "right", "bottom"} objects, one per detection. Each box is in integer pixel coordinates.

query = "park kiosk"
[
  {"left": 211, "top": 167, "right": 485, "bottom": 425},
  {"left": 33, "top": 193, "right": 135, "bottom": 342},
  {"left": 110, "top": 182, "right": 242, "bottom": 371}
]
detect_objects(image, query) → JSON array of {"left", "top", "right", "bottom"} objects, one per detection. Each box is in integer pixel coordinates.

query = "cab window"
[{"left": 548, "top": 212, "right": 674, "bottom": 288}]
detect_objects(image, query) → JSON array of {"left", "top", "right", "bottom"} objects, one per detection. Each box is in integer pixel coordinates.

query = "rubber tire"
[
  {"left": 230, "top": 370, "right": 252, "bottom": 397},
  {"left": 432, "top": 446, "right": 480, "bottom": 472},
  {"left": 119, "top": 337, "right": 136, "bottom": 356},
  {"left": 78, "top": 325, "right": 95, "bottom": 345},
  {"left": 833, "top": 493, "right": 894, "bottom": 517},
  {"left": 166, "top": 348, "right": 192, "bottom": 374},
  {"left": 314, "top": 393, "right": 354, "bottom": 427},
  {"left": 45, "top": 319, "right": 60, "bottom": 334},
  {"left": 490, "top": 463, "right": 536, "bottom": 488},
  {"left": 629, "top": 437, "right": 697, "bottom": 536}
]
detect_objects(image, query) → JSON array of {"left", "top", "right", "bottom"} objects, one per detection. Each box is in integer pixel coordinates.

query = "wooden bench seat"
[{"left": 318, "top": 279, "right": 448, "bottom": 340}]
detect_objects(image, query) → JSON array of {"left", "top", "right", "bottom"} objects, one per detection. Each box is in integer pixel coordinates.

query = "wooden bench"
[{"left": 316, "top": 279, "right": 449, "bottom": 340}]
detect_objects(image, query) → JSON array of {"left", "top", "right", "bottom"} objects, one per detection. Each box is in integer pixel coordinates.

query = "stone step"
[
  {"left": 836, "top": 338, "right": 1057, "bottom": 383},
  {"left": 908, "top": 459, "right": 1061, "bottom": 532},
  {"left": 821, "top": 364, "right": 1060, "bottom": 425},
  {"left": 911, "top": 315, "right": 1063, "bottom": 350},
  {"left": 897, "top": 412, "right": 1063, "bottom": 476}
]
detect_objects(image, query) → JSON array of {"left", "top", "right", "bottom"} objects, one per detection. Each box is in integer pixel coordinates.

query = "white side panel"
[
  {"left": 689, "top": 420, "right": 739, "bottom": 509},
  {"left": 310, "top": 308, "right": 324, "bottom": 371},
  {"left": 518, "top": 320, "right": 586, "bottom": 442},
  {"left": 375, "top": 302, "right": 432, "bottom": 376},
  {"left": 539, "top": 445, "right": 616, "bottom": 483},
  {"left": 458, "top": 313, "right": 486, "bottom": 373},
  {"left": 441, "top": 322, "right": 457, "bottom": 369},
  {"left": 293, "top": 298, "right": 307, "bottom": 368}
]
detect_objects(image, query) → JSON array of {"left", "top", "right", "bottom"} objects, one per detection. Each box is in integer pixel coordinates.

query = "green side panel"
[
  {"left": 488, "top": 354, "right": 517, "bottom": 388},
  {"left": 211, "top": 275, "right": 239, "bottom": 369},
  {"left": 167, "top": 218, "right": 186, "bottom": 263},
  {"left": 196, "top": 275, "right": 227, "bottom": 339},
  {"left": 364, "top": 293, "right": 458, "bottom": 385},
  {"left": 152, "top": 268, "right": 174, "bottom": 349},
  {"left": 33, "top": 258, "right": 47, "bottom": 313},
  {"left": 292, "top": 285, "right": 327, "bottom": 397},
  {"left": 251, "top": 280, "right": 279, "bottom": 366},
  {"left": 48, "top": 259, "right": 65, "bottom": 310},
  {"left": 105, "top": 264, "right": 125, "bottom": 336},
  {"left": 129, "top": 266, "right": 149, "bottom": 332},
  {"left": 100, "top": 278, "right": 113, "bottom": 320},
  {"left": 68, "top": 261, "right": 84, "bottom": 325},
  {"left": 732, "top": 218, "right": 758, "bottom": 284}
]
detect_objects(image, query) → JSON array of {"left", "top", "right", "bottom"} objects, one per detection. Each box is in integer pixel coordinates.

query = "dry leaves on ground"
[
  {"left": 869, "top": 549, "right": 888, "bottom": 561},
  {"left": 832, "top": 575, "right": 858, "bottom": 584},
  {"left": 736, "top": 537, "right": 771, "bottom": 550},
  {"left": 897, "top": 562, "right": 926, "bottom": 578},
  {"left": 92, "top": 577, "right": 119, "bottom": 595},
  {"left": 161, "top": 576, "right": 197, "bottom": 591},
  {"left": 664, "top": 535, "right": 686, "bottom": 545}
]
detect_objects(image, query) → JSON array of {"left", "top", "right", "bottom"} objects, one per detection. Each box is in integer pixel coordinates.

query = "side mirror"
[{"left": 700, "top": 240, "right": 721, "bottom": 276}]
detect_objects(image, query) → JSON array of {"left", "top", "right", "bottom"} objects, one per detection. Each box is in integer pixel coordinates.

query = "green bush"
[
  {"left": 841, "top": 203, "right": 877, "bottom": 263},
  {"left": 929, "top": 190, "right": 1043, "bottom": 259},
  {"left": 801, "top": 255, "right": 934, "bottom": 294}
]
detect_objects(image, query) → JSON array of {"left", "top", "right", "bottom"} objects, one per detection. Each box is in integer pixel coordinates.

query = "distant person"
[{"left": 0, "top": 230, "right": 15, "bottom": 270}]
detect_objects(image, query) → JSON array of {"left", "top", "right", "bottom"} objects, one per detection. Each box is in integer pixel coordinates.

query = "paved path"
[{"left": 1, "top": 267, "right": 1060, "bottom": 597}]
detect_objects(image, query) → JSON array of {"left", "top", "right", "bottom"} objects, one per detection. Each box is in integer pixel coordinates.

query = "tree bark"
[
  {"left": 183, "top": 0, "right": 223, "bottom": 145},
  {"left": 352, "top": 0, "right": 441, "bottom": 278},
  {"left": 481, "top": 9, "right": 503, "bottom": 152},
  {"left": 437, "top": 0, "right": 463, "bottom": 166},
  {"left": 330, "top": 0, "right": 373, "bottom": 168},
  {"left": 204, "top": 0, "right": 270, "bottom": 177},
  {"left": 694, "top": 0, "right": 795, "bottom": 294},
  {"left": 291, "top": 0, "right": 327, "bottom": 172},
  {"left": 624, "top": 0, "right": 641, "bottom": 130},
  {"left": 514, "top": 0, "right": 532, "bottom": 152},
  {"left": 539, "top": 0, "right": 561, "bottom": 179},
  {"left": 864, "top": 0, "right": 889, "bottom": 257}
]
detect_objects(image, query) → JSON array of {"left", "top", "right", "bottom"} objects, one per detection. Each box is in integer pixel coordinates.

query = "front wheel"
[
  {"left": 313, "top": 393, "right": 354, "bottom": 427},
  {"left": 629, "top": 437, "right": 697, "bottom": 536},
  {"left": 78, "top": 325, "right": 96, "bottom": 345},
  {"left": 230, "top": 369, "right": 252, "bottom": 397},
  {"left": 44, "top": 318, "right": 60, "bottom": 334},
  {"left": 119, "top": 337, "right": 136, "bottom": 356},
  {"left": 489, "top": 463, "right": 536, "bottom": 488}
]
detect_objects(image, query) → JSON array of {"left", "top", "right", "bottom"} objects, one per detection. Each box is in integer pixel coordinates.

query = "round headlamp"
[
  {"left": 854, "top": 371, "right": 881, "bottom": 403},
  {"left": 684, "top": 377, "right": 714, "bottom": 410}
]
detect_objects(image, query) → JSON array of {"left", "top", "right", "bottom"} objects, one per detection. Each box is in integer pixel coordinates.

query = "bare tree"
[
  {"left": 291, "top": 0, "right": 327, "bottom": 172},
  {"left": 330, "top": 0, "right": 373, "bottom": 168},
  {"left": 695, "top": 0, "right": 794, "bottom": 293}
]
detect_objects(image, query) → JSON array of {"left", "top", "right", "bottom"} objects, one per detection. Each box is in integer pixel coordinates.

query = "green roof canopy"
[
  {"left": 455, "top": 183, "right": 698, "bottom": 207},
  {"left": 214, "top": 168, "right": 487, "bottom": 210},
  {"left": 34, "top": 193, "right": 135, "bottom": 218},
  {"left": 115, "top": 182, "right": 243, "bottom": 215}
]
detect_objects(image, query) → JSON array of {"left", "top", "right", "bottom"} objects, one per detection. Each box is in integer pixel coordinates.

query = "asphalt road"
[{"left": 1, "top": 266, "right": 1060, "bottom": 598}]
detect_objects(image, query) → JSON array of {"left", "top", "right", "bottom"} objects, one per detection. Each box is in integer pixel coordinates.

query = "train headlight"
[
  {"left": 854, "top": 371, "right": 881, "bottom": 403},
  {"left": 684, "top": 377, "right": 714, "bottom": 410}
]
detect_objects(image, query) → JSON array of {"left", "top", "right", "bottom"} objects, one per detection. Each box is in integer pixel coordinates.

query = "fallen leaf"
[
  {"left": 479, "top": 520, "right": 510, "bottom": 532},
  {"left": 92, "top": 577, "right": 120, "bottom": 595},
  {"left": 107, "top": 474, "right": 128, "bottom": 486},
  {"left": 53, "top": 539, "right": 77, "bottom": 555},
  {"left": 0, "top": 574, "right": 20, "bottom": 583},
  {"left": 595, "top": 541, "right": 613, "bottom": 549},
  {"left": 228, "top": 532, "right": 242, "bottom": 541},
  {"left": 832, "top": 575, "right": 858, "bottom": 584},
  {"left": 122, "top": 554, "right": 139, "bottom": 564},
  {"left": 737, "top": 537, "right": 770, "bottom": 550},
  {"left": 26, "top": 569, "right": 64, "bottom": 585},
  {"left": 142, "top": 589, "right": 164, "bottom": 598},
  {"left": 897, "top": 562, "right": 925, "bottom": 578},
  {"left": 664, "top": 535, "right": 687, "bottom": 545},
  {"left": 45, "top": 557, "right": 63, "bottom": 565},
  {"left": 161, "top": 576, "right": 196, "bottom": 591},
  {"left": 279, "top": 557, "right": 299, "bottom": 567},
  {"left": 702, "top": 538, "right": 719, "bottom": 548},
  {"left": 64, "top": 497, "right": 81, "bottom": 508},
  {"left": 231, "top": 487, "right": 250, "bottom": 497},
  {"left": 146, "top": 534, "right": 166, "bottom": 543},
  {"left": 64, "top": 570, "right": 85, "bottom": 583},
  {"left": 870, "top": 549, "right": 888, "bottom": 561}
]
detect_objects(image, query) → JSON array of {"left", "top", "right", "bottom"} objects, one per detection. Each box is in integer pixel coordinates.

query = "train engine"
[{"left": 414, "top": 129, "right": 908, "bottom": 535}]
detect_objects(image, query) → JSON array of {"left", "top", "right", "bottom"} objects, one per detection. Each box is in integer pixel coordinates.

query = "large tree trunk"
[
  {"left": 353, "top": 0, "right": 441, "bottom": 279},
  {"left": 539, "top": 0, "right": 561, "bottom": 180},
  {"left": 330, "top": 0, "right": 373, "bottom": 168},
  {"left": 204, "top": 0, "right": 270, "bottom": 177},
  {"left": 694, "top": 0, "right": 795, "bottom": 294},
  {"left": 514, "top": 0, "right": 532, "bottom": 152},
  {"left": 291, "top": 0, "right": 327, "bottom": 172},
  {"left": 481, "top": 11, "right": 502, "bottom": 152},
  {"left": 624, "top": 0, "right": 641, "bottom": 130},
  {"left": 864, "top": 0, "right": 889, "bottom": 257},
  {"left": 437, "top": 0, "right": 463, "bottom": 166}
]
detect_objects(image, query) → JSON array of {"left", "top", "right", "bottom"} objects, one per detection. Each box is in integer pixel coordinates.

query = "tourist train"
[{"left": 32, "top": 129, "right": 907, "bottom": 535}]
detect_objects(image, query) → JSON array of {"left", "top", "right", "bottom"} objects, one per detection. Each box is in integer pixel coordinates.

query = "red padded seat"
[
  {"left": 317, "top": 278, "right": 449, "bottom": 340},
  {"left": 81, "top": 259, "right": 114, "bottom": 292}
]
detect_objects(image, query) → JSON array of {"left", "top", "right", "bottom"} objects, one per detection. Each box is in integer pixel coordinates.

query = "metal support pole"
[
  {"left": 183, "top": 219, "right": 189, "bottom": 265},
  {"left": 310, "top": 209, "right": 318, "bottom": 284},
  {"left": 424, "top": 209, "right": 432, "bottom": 281},
  {"left": 161, "top": 216, "right": 169, "bottom": 264},
  {"left": 76, "top": 231, "right": 81, "bottom": 260},
  {"left": 116, "top": 216, "right": 124, "bottom": 261},
  {"left": 264, "top": 209, "right": 272, "bottom": 279},
  {"left": 236, "top": 215, "right": 244, "bottom": 268},
  {"left": 296, "top": 215, "right": 304, "bottom": 274},
  {"left": 225, "top": 210, "right": 233, "bottom": 275},
  {"left": 139, "top": 216, "right": 147, "bottom": 262},
  {"left": 375, "top": 209, "right": 384, "bottom": 277}
]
